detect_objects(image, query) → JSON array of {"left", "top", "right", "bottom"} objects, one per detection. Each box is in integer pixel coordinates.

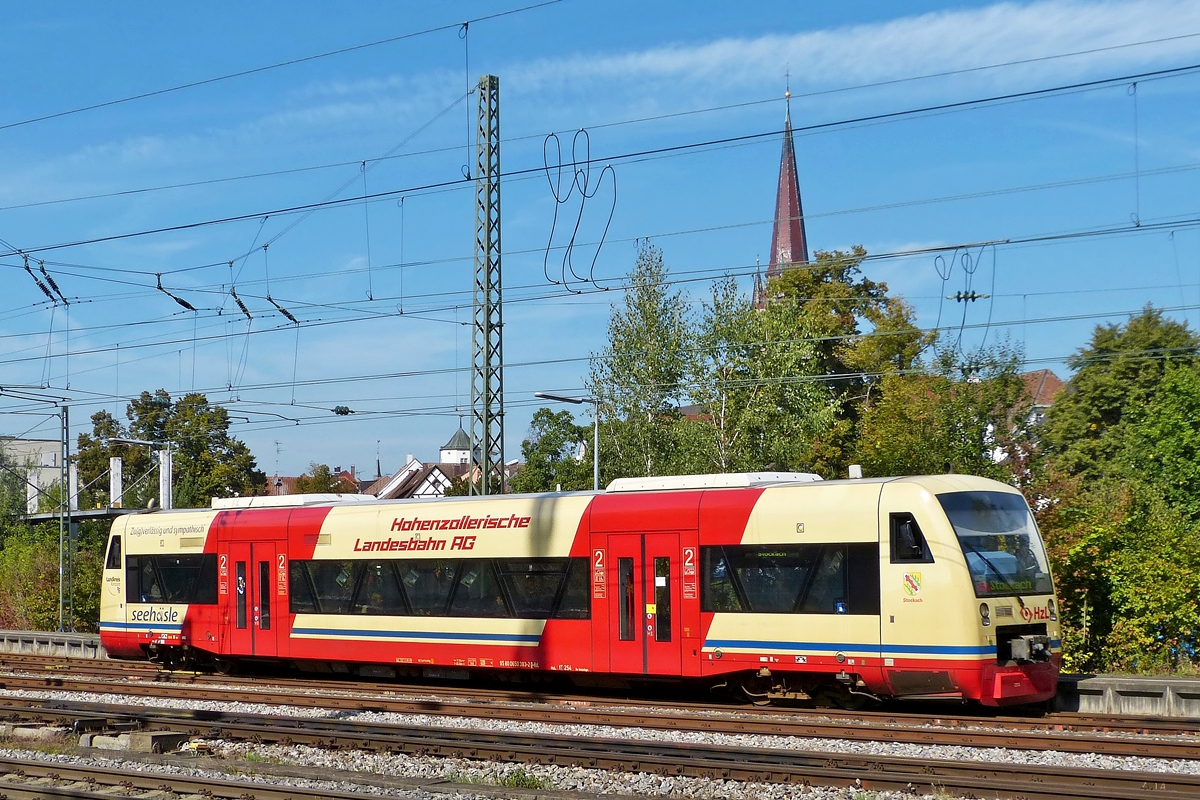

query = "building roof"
[
  {"left": 1022, "top": 369, "right": 1064, "bottom": 408},
  {"left": 441, "top": 427, "right": 471, "bottom": 451},
  {"left": 766, "top": 95, "right": 809, "bottom": 277}
]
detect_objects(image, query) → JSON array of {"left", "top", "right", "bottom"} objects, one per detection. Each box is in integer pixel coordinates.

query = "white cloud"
[{"left": 508, "top": 1, "right": 1200, "bottom": 96}]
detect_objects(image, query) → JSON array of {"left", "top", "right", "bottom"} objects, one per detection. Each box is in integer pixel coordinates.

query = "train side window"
[
  {"left": 289, "top": 561, "right": 318, "bottom": 614},
  {"left": 352, "top": 562, "right": 409, "bottom": 615},
  {"left": 450, "top": 560, "right": 510, "bottom": 617},
  {"left": 258, "top": 560, "right": 271, "bottom": 630},
  {"left": 305, "top": 560, "right": 359, "bottom": 615},
  {"left": 553, "top": 557, "right": 591, "bottom": 619},
  {"left": 798, "top": 546, "right": 847, "bottom": 614},
  {"left": 105, "top": 536, "right": 121, "bottom": 570},
  {"left": 891, "top": 513, "right": 933, "bottom": 563},
  {"left": 729, "top": 546, "right": 818, "bottom": 613},
  {"left": 847, "top": 543, "right": 881, "bottom": 615},
  {"left": 126, "top": 556, "right": 164, "bottom": 603},
  {"left": 497, "top": 558, "right": 568, "bottom": 617},
  {"left": 399, "top": 560, "right": 458, "bottom": 616},
  {"left": 701, "top": 547, "right": 743, "bottom": 612},
  {"left": 192, "top": 555, "right": 219, "bottom": 604}
]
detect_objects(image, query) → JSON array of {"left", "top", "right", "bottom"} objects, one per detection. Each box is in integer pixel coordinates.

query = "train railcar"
[{"left": 99, "top": 472, "right": 1060, "bottom": 706}]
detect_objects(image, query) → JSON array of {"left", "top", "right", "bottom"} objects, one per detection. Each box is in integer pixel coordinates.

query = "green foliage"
[
  {"left": 681, "top": 275, "right": 835, "bottom": 474},
  {"left": 510, "top": 408, "right": 592, "bottom": 493},
  {"left": 294, "top": 463, "right": 357, "bottom": 494},
  {"left": 1040, "top": 306, "right": 1198, "bottom": 481},
  {"left": 1125, "top": 365, "right": 1200, "bottom": 518},
  {"left": 1036, "top": 478, "right": 1200, "bottom": 673},
  {"left": 855, "top": 343, "right": 1029, "bottom": 480},
  {"left": 588, "top": 241, "right": 692, "bottom": 478},
  {"left": 76, "top": 390, "right": 266, "bottom": 509}
]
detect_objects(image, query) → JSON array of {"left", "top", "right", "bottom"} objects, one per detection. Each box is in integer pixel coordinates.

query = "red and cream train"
[{"left": 100, "top": 472, "right": 1060, "bottom": 706}]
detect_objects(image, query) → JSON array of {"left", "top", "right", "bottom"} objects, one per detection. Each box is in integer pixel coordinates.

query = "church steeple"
[{"left": 767, "top": 87, "right": 809, "bottom": 277}]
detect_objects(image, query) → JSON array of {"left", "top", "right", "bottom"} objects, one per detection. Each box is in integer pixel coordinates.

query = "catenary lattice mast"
[{"left": 470, "top": 74, "right": 504, "bottom": 495}]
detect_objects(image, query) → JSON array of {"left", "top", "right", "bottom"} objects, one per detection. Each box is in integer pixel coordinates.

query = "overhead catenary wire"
[
  {"left": 0, "top": 0, "right": 561, "bottom": 133},
  {"left": 8, "top": 58, "right": 1200, "bottom": 262}
]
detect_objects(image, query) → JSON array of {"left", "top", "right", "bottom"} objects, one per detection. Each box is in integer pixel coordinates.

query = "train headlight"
[
  {"left": 979, "top": 603, "right": 991, "bottom": 627},
  {"left": 1047, "top": 599, "right": 1057, "bottom": 621}
]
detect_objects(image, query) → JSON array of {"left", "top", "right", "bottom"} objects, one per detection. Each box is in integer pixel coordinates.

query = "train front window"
[{"left": 938, "top": 491, "right": 1053, "bottom": 598}]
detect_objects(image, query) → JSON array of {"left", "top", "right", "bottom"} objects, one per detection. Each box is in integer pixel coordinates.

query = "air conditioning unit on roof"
[{"left": 606, "top": 472, "right": 822, "bottom": 493}]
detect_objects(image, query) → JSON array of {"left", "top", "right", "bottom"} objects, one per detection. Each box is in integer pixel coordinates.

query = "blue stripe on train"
[
  {"left": 291, "top": 627, "right": 542, "bottom": 644},
  {"left": 704, "top": 639, "right": 994, "bottom": 656},
  {"left": 100, "top": 622, "right": 183, "bottom": 632},
  {"left": 705, "top": 638, "right": 1063, "bottom": 656}
]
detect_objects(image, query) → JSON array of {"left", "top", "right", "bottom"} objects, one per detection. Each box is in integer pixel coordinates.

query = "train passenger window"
[
  {"left": 400, "top": 560, "right": 458, "bottom": 616},
  {"left": 799, "top": 546, "right": 846, "bottom": 614},
  {"left": 731, "top": 546, "right": 818, "bottom": 613},
  {"left": 157, "top": 556, "right": 209, "bottom": 603},
  {"left": 702, "top": 545, "right": 880, "bottom": 615},
  {"left": 847, "top": 543, "right": 881, "bottom": 615},
  {"left": 553, "top": 558, "right": 591, "bottom": 619},
  {"left": 306, "top": 561, "right": 359, "bottom": 615},
  {"left": 497, "top": 558, "right": 569, "bottom": 617},
  {"left": 127, "top": 557, "right": 164, "bottom": 603},
  {"left": 352, "top": 562, "right": 409, "bottom": 615},
  {"left": 890, "top": 513, "right": 933, "bottom": 563},
  {"left": 618, "top": 557, "right": 635, "bottom": 641},
  {"left": 193, "top": 554, "right": 219, "bottom": 604},
  {"left": 701, "top": 548, "right": 743, "bottom": 612},
  {"left": 124, "top": 554, "right": 218, "bottom": 605},
  {"left": 288, "top": 561, "right": 318, "bottom": 614},
  {"left": 450, "top": 561, "right": 509, "bottom": 617},
  {"left": 105, "top": 536, "right": 121, "bottom": 570},
  {"left": 258, "top": 561, "right": 271, "bottom": 630},
  {"left": 654, "top": 557, "right": 671, "bottom": 642},
  {"left": 235, "top": 562, "right": 247, "bottom": 629}
]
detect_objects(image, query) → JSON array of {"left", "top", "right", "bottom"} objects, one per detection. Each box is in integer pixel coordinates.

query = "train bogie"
[{"left": 100, "top": 474, "right": 1060, "bottom": 706}]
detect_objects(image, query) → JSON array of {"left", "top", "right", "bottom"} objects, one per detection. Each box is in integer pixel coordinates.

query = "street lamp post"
[
  {"left": 534, "top": 392, "right": 600, "bottom": 491},
  {"left": 109, "top": 437, "right": 173, "bottom": 510}
]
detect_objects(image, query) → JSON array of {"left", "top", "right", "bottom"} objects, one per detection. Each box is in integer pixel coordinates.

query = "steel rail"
[
  {"left": 1, "top": 652, "right": 1196, "bottom": 737},
  {"left": 0, "top": 753, "right": 393, "bottom": 799},
  {"left": 0, "top": 697, "right": 1197, "bottom": 800},
  {"left": 0, "top": 667, "right": 1196, "bottom": 760}
]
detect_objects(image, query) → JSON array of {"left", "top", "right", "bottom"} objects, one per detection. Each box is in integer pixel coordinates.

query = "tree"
[
  {"left": 588, "top": 241, "right": 691, "bottom": 478},
  {"left": 510, "top": 409, "right": 592, "bottom": 493},
  {"left": 681, "top": 276, "right": 835, "bottom": 474},
  {"left": 1036, "top": 477, "right": 1200, "bottom": 673},
  {"left": 294, "top": 463, "right": 357, "bottom": 494},
  {"left": 1040, "top": 306, "right": 1198, "bottom": 481},
  {"left": 76, "top": 390, "right": 266, "bottom": 509},
  {"left": 855, "top": 344, "right": 1029, "bottom": 480},
  {"left": 1124, "top": 364, "right": 1200, "bottom": 519},
  {"left": 768, "top": 247, "right": 934, "bottom": 474}
]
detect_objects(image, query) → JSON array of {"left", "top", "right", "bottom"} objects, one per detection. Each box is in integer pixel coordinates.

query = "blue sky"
[{"left": 2, "top": 0, "right": 1200, "bottom": 479}]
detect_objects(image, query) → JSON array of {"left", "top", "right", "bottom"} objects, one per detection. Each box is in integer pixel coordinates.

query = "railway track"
[
  {"left": 0, "top": 696, "right": 1196, "bottom": 800},
  {"left": 0, "top": 653, "right": 1196, "bottom": 761}
]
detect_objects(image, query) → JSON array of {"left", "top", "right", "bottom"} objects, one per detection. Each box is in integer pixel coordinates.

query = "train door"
[
  {"left": 607, "top": 533, "right": 682, "bottom": 675},
  {"left": 225, "top": 541, "right": 283, "bottom": 657}
]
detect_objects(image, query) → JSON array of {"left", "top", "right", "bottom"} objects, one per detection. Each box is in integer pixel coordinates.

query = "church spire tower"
[{"left": 769, "top": 86, "right": 809, "bottom": 276}]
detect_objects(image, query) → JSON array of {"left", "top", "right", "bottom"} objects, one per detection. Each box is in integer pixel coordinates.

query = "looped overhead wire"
[{"left": 541, "top": 128, "right": 617, "bottom": 293}]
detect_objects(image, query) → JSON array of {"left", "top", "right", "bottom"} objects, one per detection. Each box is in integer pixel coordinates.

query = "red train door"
[
  {"left": 607, "top": 533, "right": 682, "bottom": 675},
  {"left": 225, "top": 541, "right": 283, "bottom": 658}
]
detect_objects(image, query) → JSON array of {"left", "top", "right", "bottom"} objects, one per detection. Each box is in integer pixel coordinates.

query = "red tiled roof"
[{"left": 1021, "top": 369, "right": 1064, "bottom": 407}]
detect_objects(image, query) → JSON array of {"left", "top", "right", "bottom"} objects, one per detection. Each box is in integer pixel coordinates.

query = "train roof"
[{"left": 104, "top": 474, "right": 1021, "bottom": 530}]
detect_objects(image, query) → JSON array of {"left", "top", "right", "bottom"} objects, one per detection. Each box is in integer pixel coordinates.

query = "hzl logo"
[{"left": 903, "top": 573, "right": 921, "bottom": 596}]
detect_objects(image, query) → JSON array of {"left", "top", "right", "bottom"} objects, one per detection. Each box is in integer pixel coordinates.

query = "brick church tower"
[{"left": 754, "top": 89, "right": 810, "bottom": 308}]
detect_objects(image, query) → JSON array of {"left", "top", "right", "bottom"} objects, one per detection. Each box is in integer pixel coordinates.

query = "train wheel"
[{"left": 212, "top": 658, "right": 236, "bottom": 675}]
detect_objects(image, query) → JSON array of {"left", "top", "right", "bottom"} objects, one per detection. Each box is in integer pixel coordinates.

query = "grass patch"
[{"left": 445, "top": 767, "right": 551, "bottom": 790}]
